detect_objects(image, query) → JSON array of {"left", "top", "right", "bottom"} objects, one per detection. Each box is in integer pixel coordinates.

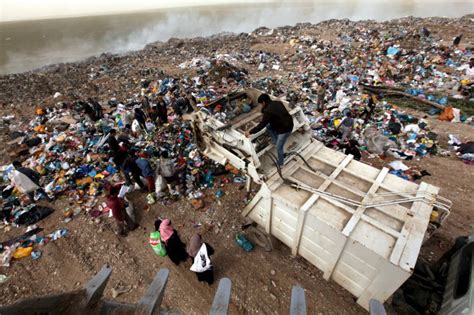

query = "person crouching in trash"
[
  {"left": 136, "top": 152, "right": 155, "bottom": 193},
  {"left": 159, "top": 151, "right": 181, "bottom": 196}
]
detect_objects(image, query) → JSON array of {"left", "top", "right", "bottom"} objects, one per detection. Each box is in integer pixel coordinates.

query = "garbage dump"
[{"left": 0, "top": 13, "right": 472, "bottom": 314}]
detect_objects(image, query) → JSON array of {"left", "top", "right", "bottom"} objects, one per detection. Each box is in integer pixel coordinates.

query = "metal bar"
[
  {"left": 83, "top": 264, "right": 113, "bottom": 308},
  {"left": 369, "top": 299, "right": 387, "bottom": 315},
  {"left": 135, "top": 269, "right": 169, "bottom": 315},
  {"left": 209, "top": 278, "right": 232, "bottom": 315},
  {"left": 290, "top": 286, "right": 307, "bottom": 315}
]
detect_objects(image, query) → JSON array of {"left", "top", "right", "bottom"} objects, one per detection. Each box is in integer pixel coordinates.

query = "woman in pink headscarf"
[{"left": 158, "top": 219, "right": 187, "bottom": 265}]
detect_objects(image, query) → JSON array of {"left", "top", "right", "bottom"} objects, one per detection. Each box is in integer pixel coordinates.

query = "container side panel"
[
  {"left": 306, "top": 157, "right": 335, "bottom": 176},
  {"left": 316, "top": 146, "right": 346, "bottom": 165},
  {"left": 290, "top": 168, "right": 326, "bottom": 188},
  {"left": 332, "top": 240, "right": 382, "bottom": 297},
  {"left": 357, "top": 262, "right": 411, "bottom": 311},
  {"left": 271, "top": 202, "right": 297, "bottom": 247},
  {"left": 274, "top": 184, "right": 311, "bottom": 209},
  {"left": 345, "top": 160, "right": 380, "bottom": 180},
  {"left": 299, "top": 213, "right": 347, "bottom": 274},
  {"left": 247, "top": 197, "right": 271, "bottom": 227},
  {"left": 310, "top": 199, "right": 352, "bottom": 231},
  {"left": 351, "top": 220, "right": 396, "bottom": 259},
  {"left": 364, "top": 208, "right": 404, "bottom": 232},
  {"left": 336, "top": 171, "right": 373, "bottom": 194}
]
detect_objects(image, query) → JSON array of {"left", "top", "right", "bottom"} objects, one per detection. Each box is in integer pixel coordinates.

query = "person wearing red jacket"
[{"left": 106, "top": 185, "right": 137, "bottom": 236}]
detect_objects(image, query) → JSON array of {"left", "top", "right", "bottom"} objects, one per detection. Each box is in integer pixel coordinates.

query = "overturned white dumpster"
[{"left": 189, "top": 88, "right": 450, "bottom": 311}]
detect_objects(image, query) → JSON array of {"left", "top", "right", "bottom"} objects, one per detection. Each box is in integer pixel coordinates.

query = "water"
[{"left": 0, "top": 1, "right": 472, "bottom": 75}]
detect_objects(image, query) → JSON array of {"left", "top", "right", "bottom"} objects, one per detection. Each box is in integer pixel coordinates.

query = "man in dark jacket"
[
  {"left": 107, "top": 129, "right": 120, "bottom": 154},
  {"left": 122, "top": 157, "right": 147, "bottom": 191},
  {"left": 245, "top": 94, "right": 293, "bottom": 166},
  {"left": 134, "top": 107, "right": 147, "bottom": 130}
]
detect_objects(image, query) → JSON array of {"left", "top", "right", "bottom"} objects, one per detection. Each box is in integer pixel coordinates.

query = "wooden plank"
[
  {"left": 290, "top": 154, "right": 353, "bottom": 256},
  {"left": 291, "top": 204, "right": 310, "bottom": 256},
  {"left": 389, "top": 223, "right": 411, "bottom": 266},
  {"left": 83, "top": 264, "right": 112, "bottom": 308}
]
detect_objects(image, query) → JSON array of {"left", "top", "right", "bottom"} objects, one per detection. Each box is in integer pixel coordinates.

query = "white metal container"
[
  {"left": 189, "top": 88, "right": 444, "bottom": 311},
  {"left": 243, "top": 141, "right": 440, "bottom": 310}
]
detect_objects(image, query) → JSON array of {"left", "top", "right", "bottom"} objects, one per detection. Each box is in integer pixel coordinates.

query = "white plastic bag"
[
  {"left": 11, "top": 170, "right": 39, "bottom": 194},
  {"left": 124, "top": 197, "right": 136, "bottom": 223},
  {"left": 190, "top": 244, "right": 211, "bottom": 273},
  {"left": 131, "top": 119, "right": 141, "bottom": 133},
  {"left": 118, "top": 185, "right": 131, "bottom": 198},
  {"left": 155, "top": 175, "right": 167, "bottom": 197}
]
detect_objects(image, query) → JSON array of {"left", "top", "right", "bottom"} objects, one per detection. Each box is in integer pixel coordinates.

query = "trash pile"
[
  {"left": 0, "top": 16, "right": 473, "bottom": 269},
  {"left": 0, "top": 72, "right": 253, "bottom": 265},
  {"left": 0, "top": 225, "right": 68, "bottom": 267},
  {"left": 448, "top": 135, "right": 474, "bottom": 165}
]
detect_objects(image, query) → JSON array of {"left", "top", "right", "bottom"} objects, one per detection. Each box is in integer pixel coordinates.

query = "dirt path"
[{"left": 1, "top": 184, "right": 364, "bottom": 314}]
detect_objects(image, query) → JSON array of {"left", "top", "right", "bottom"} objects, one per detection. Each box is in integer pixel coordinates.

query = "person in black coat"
[
  {"left": 121, "top": 157, "right": 146, "bottom": 191},
  {"left": 245, "top": 93, "right": 294, "bottom": 166},
  {"left": 343, "top": 140, "right": 362, "bottom": 161},
  {"left": 134, "top": 107, "right": 147, "bottom": 130},
  {"left": 107, "top": 129, "right": 120, "bottom": 154},
  {"left": 158, "top": 219, "right": 188, "bottom": 266}
]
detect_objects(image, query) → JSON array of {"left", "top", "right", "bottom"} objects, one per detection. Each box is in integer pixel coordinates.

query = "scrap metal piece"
[
  {"left": 290, "top": 286, "right": 307, "bottom": 315},
  {"left": 209, "top": 278, "right": 232, "bottom": 315}
]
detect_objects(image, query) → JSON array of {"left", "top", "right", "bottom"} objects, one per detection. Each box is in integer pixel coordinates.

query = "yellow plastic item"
[
  {"left": 36, "top": 165, "right": 46, "bottom": 175},
  {"left": 334, "top": 119, "right": 342, "bottom": 128},
  {"left": 88, "top": 182, "right": 99, "bottom": 196},
  {"left": 55, "top": 134, "right": 66, "bottom": 143},
  {"left": 76, "top": 177, "right": 93, "bottom": 186},
  {"left": 13, "top": 247, "right": 33, "bottom": 259},
  {"left": 34, "top": 125, "right": 46, "bottom": 133},
  {"left": 35, "top": 107, "right": 46, "bottom": 116},
  {"left": 430, "top": 210, "right": 439, "bottom": 223}
]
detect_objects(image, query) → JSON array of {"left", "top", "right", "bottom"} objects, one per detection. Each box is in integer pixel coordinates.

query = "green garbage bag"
[{"left": 149, "top": 231, "right": 167, "bottom": 257}]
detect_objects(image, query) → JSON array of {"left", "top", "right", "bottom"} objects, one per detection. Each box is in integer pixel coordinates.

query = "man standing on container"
[{"left": 245, "top": 94, "right": 294, "bottom": 166}]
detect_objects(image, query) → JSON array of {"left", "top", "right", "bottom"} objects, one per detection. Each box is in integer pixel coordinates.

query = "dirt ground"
[
  {"left": 0, "top": 15, "right": 473, "bottom": 314},
  {"left": 1, "top": 184, "right": 365, "bottom": 314}
]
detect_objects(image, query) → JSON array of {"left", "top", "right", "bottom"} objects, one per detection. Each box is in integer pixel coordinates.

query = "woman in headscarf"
[
  {"left": 187, "top": 234, "right": 215, "bottom": 285},
  {"left": 159, "top": 219, "right": 187, "bottom": 265}
]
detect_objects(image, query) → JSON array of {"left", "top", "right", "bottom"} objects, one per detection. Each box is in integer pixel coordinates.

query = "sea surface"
[{"left": 0, "top": 1, "right": 472, "bottom": 75}]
